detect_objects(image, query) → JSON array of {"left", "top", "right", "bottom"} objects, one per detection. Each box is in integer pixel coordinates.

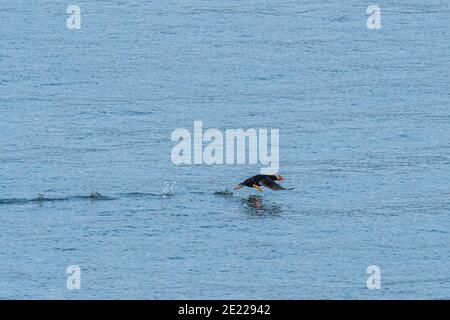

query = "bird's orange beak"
[{"left": 277, "top": 175, "right": 284, "bottom": 181}]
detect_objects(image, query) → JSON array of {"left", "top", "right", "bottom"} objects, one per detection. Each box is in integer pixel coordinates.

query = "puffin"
[{"left": 234, "top": 174, "right": 294, "bottom": 192}]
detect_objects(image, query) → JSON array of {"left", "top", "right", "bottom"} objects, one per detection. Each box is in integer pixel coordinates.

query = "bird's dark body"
[
  {"left": 235, "top": 174, "right": 293, "bottom": 192},
  {"left": 241, "top": 175, "right": 277, "bottom": 187}
]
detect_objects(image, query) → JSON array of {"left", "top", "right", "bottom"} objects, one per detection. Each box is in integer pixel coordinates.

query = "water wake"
[
  {"left": 214, "top": 189, "right": 234, "bottom": 196},
  {"left": 0, "top": 186, "right": 179, "bottom": 206},
  {"left": 0, "top": 192, "right": 116, "bottom": 206}
]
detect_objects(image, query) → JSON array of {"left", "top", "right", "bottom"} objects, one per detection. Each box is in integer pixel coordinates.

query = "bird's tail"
[{"left": 234, "top": 184, "right": 243, "bottom": 190}]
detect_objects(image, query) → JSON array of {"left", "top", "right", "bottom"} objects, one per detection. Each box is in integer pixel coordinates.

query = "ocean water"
[{"left": 0, "top": 0, "right": 449, "bottom": 299}]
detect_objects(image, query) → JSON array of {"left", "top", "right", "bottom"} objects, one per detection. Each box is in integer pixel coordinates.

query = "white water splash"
[
  {"left": 162, "top": 181, "right": 176, "bottom": 198},
  {"left": 35, "top": 193, "right": 46, "bottom": 201}
]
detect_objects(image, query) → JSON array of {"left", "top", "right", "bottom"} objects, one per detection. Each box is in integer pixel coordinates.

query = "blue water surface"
[{"left": 0, "top": 1, "right": 449, "bottom": 299}]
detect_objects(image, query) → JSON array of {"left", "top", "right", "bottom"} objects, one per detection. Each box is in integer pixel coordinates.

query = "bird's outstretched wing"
[{"left": 260, "top": 177, "right": 290, "bottom": 190}]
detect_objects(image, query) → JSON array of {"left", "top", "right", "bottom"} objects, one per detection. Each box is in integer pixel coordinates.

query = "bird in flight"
[{"left": 234, "top": 174, "right": 294, "bottom": 192}]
